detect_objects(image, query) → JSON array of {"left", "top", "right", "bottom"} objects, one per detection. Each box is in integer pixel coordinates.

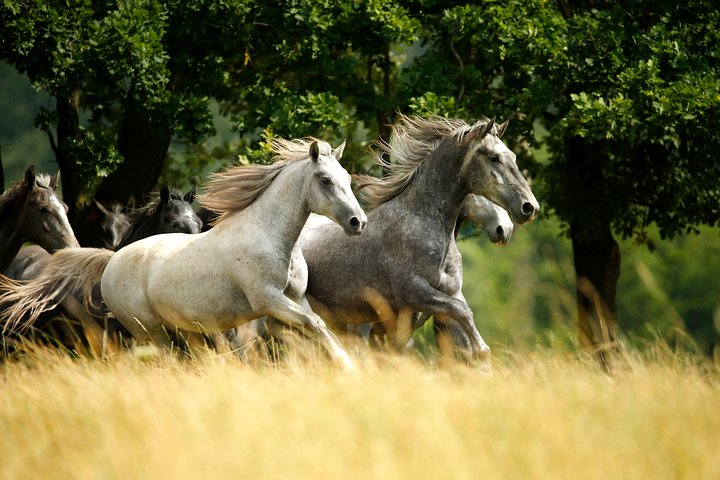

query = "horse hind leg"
[
  {"left": 116, "top": 314, "right": 173, "bottom": 353},
  {"left": 62, "top": 296, "right": 110, "bottom": 358}
]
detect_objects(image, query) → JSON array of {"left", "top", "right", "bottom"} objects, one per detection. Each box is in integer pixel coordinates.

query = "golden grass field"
[{"left": 1, "top": 344, "right": 719, "bottom": 480}]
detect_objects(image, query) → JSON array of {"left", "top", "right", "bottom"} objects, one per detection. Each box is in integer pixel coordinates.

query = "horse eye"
[
  {"left": 37, "top": 205, "right": 49, "bottom": 213},
  {"left": 489, "top": 154, "right": 501, "bottom": 163},
  {"left": 321, "top": 177, "right": 332, "bottom": 186}
]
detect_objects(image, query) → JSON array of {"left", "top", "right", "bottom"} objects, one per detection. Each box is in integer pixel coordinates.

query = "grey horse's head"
[
  {"left": 460, "top": 194, "right": 513, "bottom": 245},
  {"left": 462, "top": 119, "right": 539, "bottom": 225}
]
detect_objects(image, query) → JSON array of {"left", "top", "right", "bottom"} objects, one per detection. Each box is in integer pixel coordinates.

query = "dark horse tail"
[{"left": 0, "top": 248, "right": 113, "bottom": 335}]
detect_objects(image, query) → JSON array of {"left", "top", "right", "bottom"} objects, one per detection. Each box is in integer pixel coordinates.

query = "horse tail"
[{"left": 0, "top": 248, "right": 114, "bottom": 335}]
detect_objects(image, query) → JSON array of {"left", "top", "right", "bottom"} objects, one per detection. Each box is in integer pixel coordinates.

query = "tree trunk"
[
  {"left": 54, "top": 92, "right": 83, "bottom": 211},
  {"left": 55, "top": 95, "right": 171, "bottom": 244},
  {"left": 571, "top": 221, "right": 621, "bottom": 352},
  {"left": 1, "top": 145, "right": 4, "bottom": 191},
  {"left": 563, "top": 135, "right": 621, "bottom": 358},
  {"left": 94, "top": 102, "right": 171, "bottom": 206}
]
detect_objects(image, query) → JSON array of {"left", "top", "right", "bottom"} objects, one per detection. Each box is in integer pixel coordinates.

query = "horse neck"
[
  {"left": 453, "top": 216, "right": 463, "bottom": 239},
  {"left": 0, "top": 233, "right": 23, "bottom": 272},
  {"left": 116, "top": 212, "right": 158, "bottom": 249},
  {"left": 0, "top": 196, "right": 25, "bottom": 271},
  {"left": 396, "top": 142, "right": 470, "bottom": 237},
  {"left": 225, "top": 160, "right": 311, "bottom": 253}
]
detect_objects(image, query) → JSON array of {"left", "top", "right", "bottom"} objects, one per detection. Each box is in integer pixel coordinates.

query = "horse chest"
[
  {"left": 284, "top": 253, "right": 308, "bottom": 301},
  {"left": 437, "top": 241, "right": 462, "bottom": 295}
]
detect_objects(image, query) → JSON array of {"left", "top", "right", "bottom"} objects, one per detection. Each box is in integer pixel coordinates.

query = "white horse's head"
[
  {"left": 461, "top": 194, "right": 513, "bottom": 245},
  {"left": 463, "top": 119, "right": 539, "bottom": 225},
  {"left": 304, "top": 140, "right": 367, "bottom": 235}
]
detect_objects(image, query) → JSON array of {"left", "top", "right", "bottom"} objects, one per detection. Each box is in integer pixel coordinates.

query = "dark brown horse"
[{"left": 0, "top": 165, "right": 79, "bottom": 271}]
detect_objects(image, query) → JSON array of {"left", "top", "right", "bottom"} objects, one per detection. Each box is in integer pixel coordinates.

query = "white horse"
[{"left": 0, "top": 138, "right": 366, "bottom": 370}]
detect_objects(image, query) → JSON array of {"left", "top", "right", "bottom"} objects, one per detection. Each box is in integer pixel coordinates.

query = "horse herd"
[{"left": 0, "top": 115, "right": 539, "bottom": 369}]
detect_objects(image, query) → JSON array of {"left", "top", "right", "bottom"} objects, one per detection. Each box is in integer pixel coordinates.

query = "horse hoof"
[
  {"left": 472, "top": 345, "right": 492, "bottom": 370},
  {"left": 131, "top": 344, "right": 161, "bottom": 362},
  {"left": 477, "top": 343, "right": 491, "bottom": 359}
]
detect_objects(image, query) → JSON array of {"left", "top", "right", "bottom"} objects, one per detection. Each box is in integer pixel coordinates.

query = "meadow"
[{"left": 2, "top": 344, "right": 719, "bottom": 480}]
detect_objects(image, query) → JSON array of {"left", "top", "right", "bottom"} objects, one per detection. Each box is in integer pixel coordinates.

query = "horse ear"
[
  {"left": 332, "top": 139, "right": 346, "bottom": 161},
  {"left": 50, "top": 169, "right": 61, "bottom": 190},
  {"left": 478, "top": 117, "right": 496, "bottom": 139},
  {"left": 309, "top": 141, "right": 320, "bottom": 162},
  {"left": 93, "top": 198, "right": 110, "bottom": 215},
  {"left": 184, "top": 183, "right": 197, "bottom": 204},
  {"left": 497, "top": 119, "right": 509, "bottom": 139},
  {"left": 465, "top": 118, "right": 495, "bottom": 143},
  {"left": 126, "top": 195, "right": 136, "bottom": 211},
  {"left": 160, "top": 185, "right": 170, "bottom": 203},
  {"left": 24, "top": 165, "right": 36, "bottom": 189}
]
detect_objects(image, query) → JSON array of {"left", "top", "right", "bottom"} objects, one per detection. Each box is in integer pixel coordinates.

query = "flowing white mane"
[{"left": 199, "top": 138, "right": 332, "bottom": 225}]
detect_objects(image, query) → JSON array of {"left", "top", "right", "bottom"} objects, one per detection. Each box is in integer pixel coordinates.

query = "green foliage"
[
  {"left": 454, "top": 219, "right": 720, "bottom": 353},
  {"left": 618, "top": 225, "right": 720, "bottom": 353},
  {"left": 397, "top": 1, "right": 720, "bottom": 247},
  {"left": 543, "top": 2, "right": 720, "bottom": 242},
  {"left": 407, "top": 92, "right": 466, "bottom": 118},
  {"left": 0, "top": 63, "right": 55, "bottom": 186},
  {"left": 235, "top": 81, "right": 351, "bottom": 143},
  {"left": 456, "top": 218, "right": 577, "bottom": 351},
  {"left": 0, "top": 0, "right": 257, "bottom": 190}
]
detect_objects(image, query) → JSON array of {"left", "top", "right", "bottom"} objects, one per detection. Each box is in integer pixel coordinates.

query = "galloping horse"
[
  {"left": 0, "top": 166, "right": 79, "bottom": 271},
  {"left": 1, "top": 139, "right": 366, "bottom": 369},
  {"left": 301, "top": 115, "right": 538, "bottom": 361}
]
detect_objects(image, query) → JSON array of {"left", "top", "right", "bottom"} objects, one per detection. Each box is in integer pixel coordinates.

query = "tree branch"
[
  {"left": 46, "top": 130, "right": 58, "bottom": 156},
  {"left": 449, "top": 36, "right": 465, "bottom": 102}
]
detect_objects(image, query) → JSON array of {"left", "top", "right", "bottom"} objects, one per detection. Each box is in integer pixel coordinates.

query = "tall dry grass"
[{"left": 1, "top": 345, "right": 719, "bottom": 480}]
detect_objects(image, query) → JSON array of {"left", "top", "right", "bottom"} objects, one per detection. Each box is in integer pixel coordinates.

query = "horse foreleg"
[
  {"left": 433, "top": 315, "right": 473, "bottom": 365},
  {"left": 260, "top": 293, "right": 356, "bottom": 371},
  {"left": 400, "top": 276, "right": 491, "bottom": 361}
]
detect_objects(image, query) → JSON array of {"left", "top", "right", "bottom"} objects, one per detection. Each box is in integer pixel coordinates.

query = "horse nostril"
[
  {"left": 522, "top": 202, "right": 535, "bottom": 217},
  {"left": 350, "top": 217, "right": 360, "bottom": 229},
  {"left": 496, "top": 225, "right": 504, "bottom": 237}
]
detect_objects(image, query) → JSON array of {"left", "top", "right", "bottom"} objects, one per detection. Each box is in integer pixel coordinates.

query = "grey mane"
[{"left": 354, "top": 114, "right": 496, "bottom": 209}]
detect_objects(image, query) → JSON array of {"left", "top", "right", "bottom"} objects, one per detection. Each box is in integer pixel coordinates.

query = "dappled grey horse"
[
  {"left": 0, "top": 165, "right": 79, "bottom": 272},
  {"left": 300, "top": 115, "right": 538, "bottom": 361},
  {"left": 350, "top": 193, "right": 515, "bottom": 359}
]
